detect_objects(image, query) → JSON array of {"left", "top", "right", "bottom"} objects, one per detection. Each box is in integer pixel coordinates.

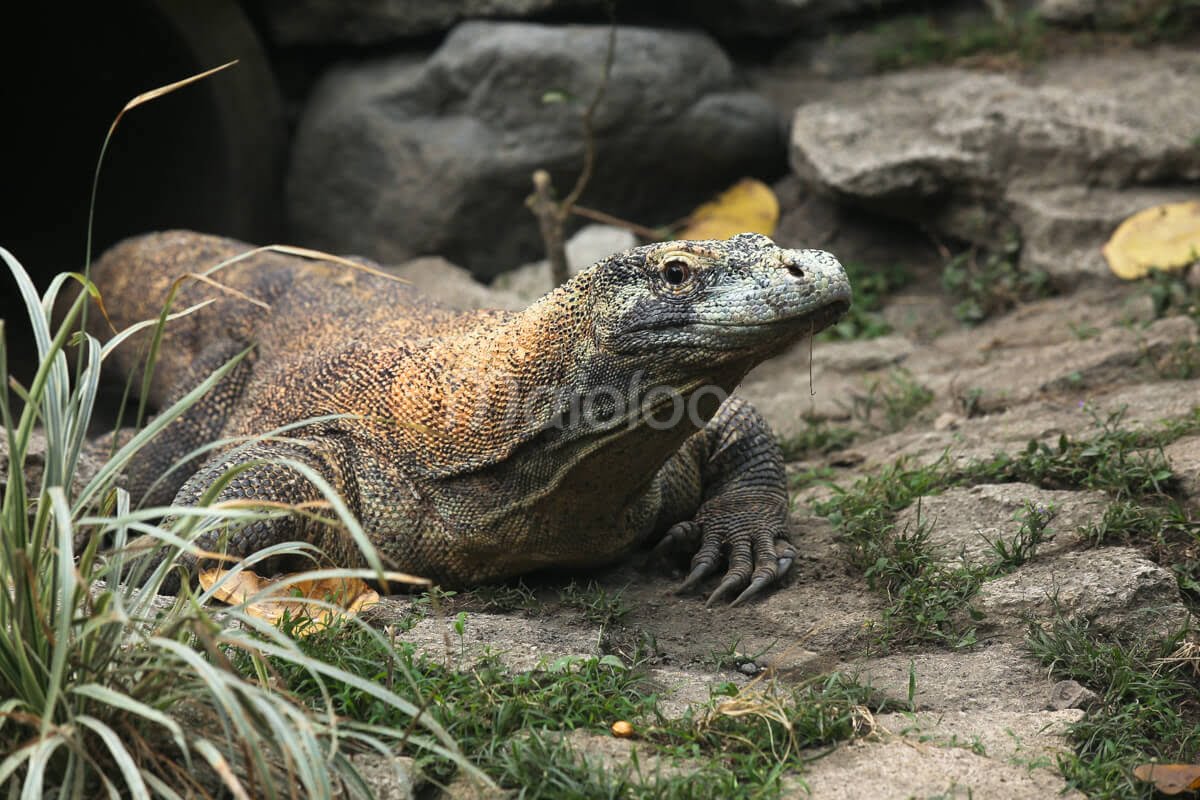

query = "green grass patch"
[
  {"left": 262, "top": 620, "right": 894, "bottom": 798},
  {"left": 779, "top": 418, "right": 858, "bottom": 462},
  {"left": 871, "top": 12, "right": 1048, "bottom": 71},
  {"left": 816, "top": 406, "right": 1200, "bottom": 647},
  {"left": 1084, "top": 498, "right": 1200, "bottom": 602},
  {"left": 559, "top": 580, "right": 632, "bottom": 628},
  {"left": 788, "top": 465, "right": 839, "bottom": 492},
  {"left": 942, "top": 240, "right": 1053, "bottom": 326},
  {"left": 851, "top": 369, "right": 934, "bottom": 433},
  {"left": 871, "top": 2, "right": 1199, "bottom": 73},
  {"left": 1026, "top": 617, "right": 1200, "bottom": 798}
]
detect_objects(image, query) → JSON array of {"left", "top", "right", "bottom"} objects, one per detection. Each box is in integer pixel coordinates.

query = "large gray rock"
[
  {"left": 978, "top": 547, "right": 1192, "bottom": 636},
  {"left": 789, "top": 50, "right": 1200, "bottom": 281},
  {"left": 250, "top": 0, "right": 601, "bottom": 45},
  {"left": 892, "top": 483, "right": 1109, "bottom": 567},
  {"left": 287, "top": 22, "right": 784, "bottom": 278},
  {"left": 1163, "top": 434, "right": 1200, "bottom": 501}
]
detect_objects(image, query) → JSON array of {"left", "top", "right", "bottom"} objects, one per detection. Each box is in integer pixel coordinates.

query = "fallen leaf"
[
  {"left": 1132, "top": 763, "right": 1200, "bottom": 794},
  {"left": 199, "top": 568, "right": 380, "bottom": 636},
  {"left": 676, "top": 178, "right": 779, "bottom": 241},
  {"left": 1103, "top": 200, "right": 1200, "bottom": 280}
]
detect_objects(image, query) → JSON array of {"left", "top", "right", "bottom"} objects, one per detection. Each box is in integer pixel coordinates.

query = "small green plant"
[
  {"left": 958, "top": 386, "right": 985, "bottom": 418},
  {"left": 850, "top": 369, "right": 934, "bottom": 432},
  {"left": 1144, "top": 267, "right": 1200, "bottom": 320},
  {"left": 984, "top": 501, "right": 1056, "bottom": 570},
  {"left": 942, "top": 239, "right": 1052, "bottom": 325},
  {"left": 778, "top": 417, "right": 857, "bottom": 461},
  {"left": 1083, "top": 499, "right": 1168, "bottom": 547},
  {"left": 789, "top": 465, "right": 837, "bottom": 491},
  {"left": 855, "top": 503, "right": 986, "bottom": 648},
  {"left": 558, "top": 580, "right": 631, "bottom": 627},
  {"left": 411, "top": 585, "right": 459, "bottom": 617},
  {"left": 1026, "top": 617, "right": 1200, "bottom": 798},
  {"left": 1148, "top": 339, "right": 1200, "bottom": 380}
]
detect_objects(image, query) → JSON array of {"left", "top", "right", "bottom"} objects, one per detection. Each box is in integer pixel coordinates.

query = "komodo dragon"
[{"left": 91, "top": 230, "right": 851, "bottom": 605}]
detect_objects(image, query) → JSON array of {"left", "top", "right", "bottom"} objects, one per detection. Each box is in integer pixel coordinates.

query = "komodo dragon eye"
[{"left": 660, "top": 258, "right": 693, "bottom": 288}]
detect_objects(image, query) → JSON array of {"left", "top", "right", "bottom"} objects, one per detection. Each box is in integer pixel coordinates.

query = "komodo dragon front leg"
[{"left": 650, "top": 396, "right": 792, "bottom": 607}]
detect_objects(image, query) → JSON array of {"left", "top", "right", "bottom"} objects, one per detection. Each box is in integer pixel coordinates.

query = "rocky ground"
[
  {"left": 332, "top": 30, "right": 1200, "bottom": 791},
  {"left": 368, "top": 219, "right": 1199, "bottom": 797}
]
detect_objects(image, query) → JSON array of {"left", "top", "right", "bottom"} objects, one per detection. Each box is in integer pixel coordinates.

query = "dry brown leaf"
[
  {"left": 199, "top": 568, "right": 380, "bottom": 636},
  {"left": 1103, "top": 200, "right": 1200, "bottom": 280},
  {"left": 1132, "top": 763, "right": 1200, "bottom": 794},
  {"left": 676, "top": 178, "right": 779, "bottom": 241}
]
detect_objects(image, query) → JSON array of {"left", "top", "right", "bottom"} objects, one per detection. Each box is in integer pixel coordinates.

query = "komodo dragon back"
[{"left": 92, "top": 230, "right": 851, "bottom": 606}]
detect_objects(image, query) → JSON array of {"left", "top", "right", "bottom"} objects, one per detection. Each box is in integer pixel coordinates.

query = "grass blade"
[
  {"left": 76, "top": 715, "right": 151, "bottom": 800},
  {"left": 71, "top": 684, "right": 188, "bottom": 763}
]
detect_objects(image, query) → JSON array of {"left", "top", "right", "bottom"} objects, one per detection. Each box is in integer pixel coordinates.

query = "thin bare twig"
[
  {"left": 527, "top": 8, "right": 618, "bottom": 285},
  {"left": 561, "top": 23, "right": 617, "bottom": 213}
]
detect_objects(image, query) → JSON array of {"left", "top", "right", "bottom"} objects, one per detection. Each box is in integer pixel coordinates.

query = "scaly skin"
[{"left": 91, "top": 230, "right": 851, "bottom": 605}]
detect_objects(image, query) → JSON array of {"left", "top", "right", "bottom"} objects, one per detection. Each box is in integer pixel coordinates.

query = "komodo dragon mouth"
[{"left": 623, "top": 298, "right": 850, "bottom": 353}]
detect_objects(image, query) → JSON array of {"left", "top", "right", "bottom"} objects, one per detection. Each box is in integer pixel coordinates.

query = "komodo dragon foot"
[{"left": 650, "top": 395, "right": 793, "bottom": 607}]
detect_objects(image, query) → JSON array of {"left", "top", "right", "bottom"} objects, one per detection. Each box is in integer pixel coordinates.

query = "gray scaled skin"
[{"left": 90, "top": 231, "right": 851, "bottom": 605}]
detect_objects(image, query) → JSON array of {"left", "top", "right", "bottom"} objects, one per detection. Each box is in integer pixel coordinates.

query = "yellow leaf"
[
  {"left": 1103, "top": 200, "right": 1200, "bottom": 280},
  {"left": 676, "top": 178, "right": 779, "bottom": 241},
  {"left": 1132, "top": 763, "right": 1200, "bottom": 794},
  {"left": 199, "top": 568, "right": 380, "bottom": 636}
]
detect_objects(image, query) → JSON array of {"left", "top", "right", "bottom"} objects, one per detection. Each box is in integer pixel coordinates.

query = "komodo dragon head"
[{"left": 589, "top": 231, "right": 851, "bottom": 366}]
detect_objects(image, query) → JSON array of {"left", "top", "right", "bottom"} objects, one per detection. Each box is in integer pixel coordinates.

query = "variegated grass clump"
[
  {"left": 0, "top": 247, "right": 474, "bottom": 798},
  {"left": 0, "top": 62, "right": 475, "bottom": 799}
]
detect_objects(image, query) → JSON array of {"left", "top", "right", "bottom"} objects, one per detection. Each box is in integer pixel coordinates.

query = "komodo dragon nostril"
[{"left": 783, "top": 257, "right": 805, "bottom": 279}]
